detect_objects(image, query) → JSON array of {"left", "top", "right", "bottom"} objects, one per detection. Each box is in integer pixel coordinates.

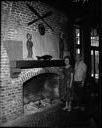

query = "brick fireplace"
[
  {"left": 1, "top": 1, "right": 67, "bottom": 125},
  {"left": 23, "top": 72, "right": 59, "bottom": 103},
  {"left": 0, "top": 44, "right": 62, "bottom": 124}
]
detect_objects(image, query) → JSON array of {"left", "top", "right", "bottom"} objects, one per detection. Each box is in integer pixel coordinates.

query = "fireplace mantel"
[
  {"left": 10, "top": 60, "right": 65, "bottom": 78},
  {"left": 10, "top": 60, "right": 65, "bottom": 69}
]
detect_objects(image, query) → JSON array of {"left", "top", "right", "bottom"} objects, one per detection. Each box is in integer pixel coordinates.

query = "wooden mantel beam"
[{"left": 10, "top": 60, "right": 65, "bottom": 69}]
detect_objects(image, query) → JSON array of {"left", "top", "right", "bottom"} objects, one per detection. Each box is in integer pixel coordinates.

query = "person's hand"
[
  {"left": 69, "top": 84, "right": 72, "bottom": 88},
  {"left": 81, "top": 81, "right": 84, "bottom": 87}
]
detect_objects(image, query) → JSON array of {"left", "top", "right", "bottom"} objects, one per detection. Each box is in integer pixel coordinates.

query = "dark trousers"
[{"left": 73, "top": 81, "right": 85, "bottom": 107}]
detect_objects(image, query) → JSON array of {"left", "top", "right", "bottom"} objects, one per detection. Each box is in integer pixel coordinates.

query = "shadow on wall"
[{"left": 23, "top": 73, "right": 59, "bottom": 104}]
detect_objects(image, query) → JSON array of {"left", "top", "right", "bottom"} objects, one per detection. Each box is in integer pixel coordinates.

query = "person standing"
[
  {"left": 73, "top": 54, "right": 87, "bottom": 110},
  {"left": 61, "top": 56, "right": 74, "bottom": 111},
  {"left": 26, "top": 33, "right": 33, "bottom": 58}
]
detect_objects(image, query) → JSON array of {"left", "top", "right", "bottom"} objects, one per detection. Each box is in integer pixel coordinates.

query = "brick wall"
[
  {"left": 0, "top": 44, "right": 24, "bottom": 124},
  {"left": 1, "top": 1, "right": 68, "bottom": 60},
  {"left": 0, "top": 1, "right": 65, "bottom": 124}
]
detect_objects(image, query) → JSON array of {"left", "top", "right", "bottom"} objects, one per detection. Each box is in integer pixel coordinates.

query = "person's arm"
[
  {"left": 82, "top": 64, "right": 87, "bottom": 86},
  {"left": 70, "top": 73, "right": 73, "bottom": 88},
  {"left": 82, "top": 71, "right": 86, "bottom": 82}
]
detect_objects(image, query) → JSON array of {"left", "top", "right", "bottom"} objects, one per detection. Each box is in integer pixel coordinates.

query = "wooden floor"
[{"left": 1, "top": 94, "right": 99, "bottom": 128}]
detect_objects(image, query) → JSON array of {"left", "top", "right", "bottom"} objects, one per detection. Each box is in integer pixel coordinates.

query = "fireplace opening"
[{"left": 23, "top": 72, "right": 60, "bottom": 115}]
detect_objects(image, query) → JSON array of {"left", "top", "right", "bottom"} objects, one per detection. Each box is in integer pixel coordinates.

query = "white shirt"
[{"left": 74, "top": 60, "right": 87, "bottom": 82}]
